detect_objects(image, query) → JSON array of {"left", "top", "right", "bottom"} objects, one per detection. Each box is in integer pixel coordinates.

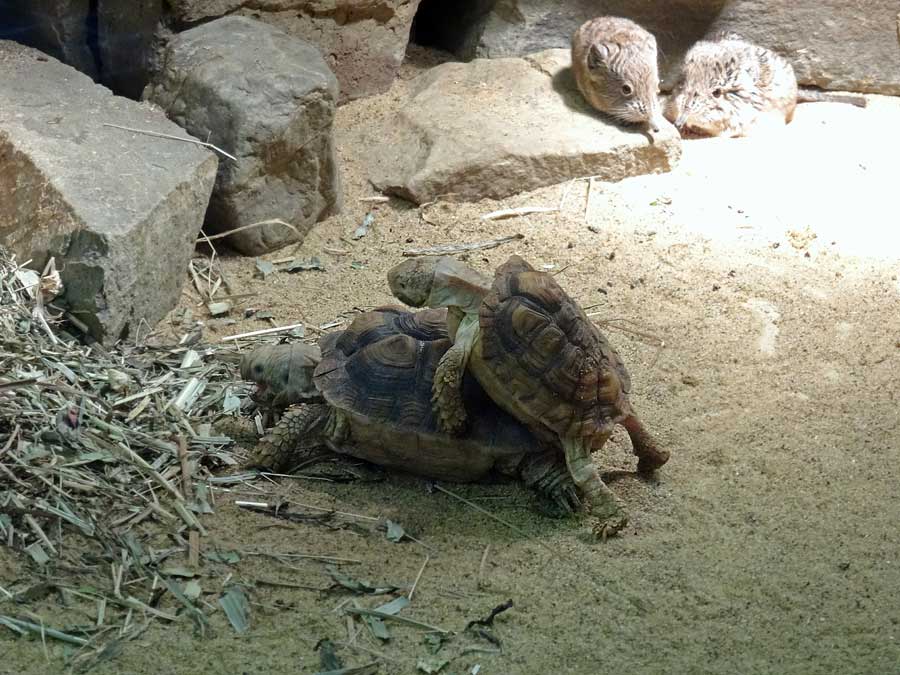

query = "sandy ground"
[{"left": 4, "top": 48, "right": 900, "bottom": 674}]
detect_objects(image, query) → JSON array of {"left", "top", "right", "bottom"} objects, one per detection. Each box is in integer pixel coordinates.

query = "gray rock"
[
  {"left": 0, "top": 41, "right": 217, "bottom": 343},
  {"left": 435, "top": 0, "right": 725, "bottom": 89},
  {"left": 438, "top": 0, "right": 900, "bottom": 96},
  {"left": 3, "top": 0, "right": 98, "bottom": 79},
  {"left": 167, "top": 0, "right": 422, "bottom": 102},
  {"left": 145, "top": 16, "right": 341, "bottom": 256},
  {"left": 369, "top": 49, "right": 681, "bottom": 205},
  {"left": 97, "top": 0, "right": 165, "bottom": 98},
  {"left": 708, "top": 0, "right": 900, "bottom": 96}
]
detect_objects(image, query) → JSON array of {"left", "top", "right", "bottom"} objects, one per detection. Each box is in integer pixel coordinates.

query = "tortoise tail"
[
  {"left": 246, "top": 403, "right": 331, "bottom": 473},
  {"left": 621, "top": 414, "right": 669, "bottom": 474}
]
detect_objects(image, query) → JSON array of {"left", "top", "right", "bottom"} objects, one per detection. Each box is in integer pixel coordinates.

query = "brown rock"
[
  {"left": 0, "top": 42, "right": 218, "bottom": 343},
  {"left": 145, "top": 16, "right": 341, "bottom": 255},
  {"left": 167, "top": 0, "right": 422, "bottom": 101},
  {"left": 708, "top": 0, "right": 900, "bottom": 95},
  {"left": 369, "top": 49, "right": 681, "bottom": 205},
  {"left": 425, "top": 0, "right": 726, "bottom": 88}
]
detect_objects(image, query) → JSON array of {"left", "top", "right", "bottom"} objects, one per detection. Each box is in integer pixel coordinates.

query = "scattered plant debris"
[{"left": 353, "top": 212, "right": 375, "bottom": 239}]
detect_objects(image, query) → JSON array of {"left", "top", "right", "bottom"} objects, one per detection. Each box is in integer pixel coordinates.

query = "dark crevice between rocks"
[
  {"left": 409, "top": 0, "right": 496, "bottom": 59},
  {"left": 86, "top": 0, "right": 104, "bottom": 83}
]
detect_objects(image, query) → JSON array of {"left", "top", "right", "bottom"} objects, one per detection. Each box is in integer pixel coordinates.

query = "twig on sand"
[
  {"left": 477, "top": 545, "right": 491, "bottom": 590},
  {"left": 102, "top": 123, "right": 238, "bottom": 162},
  {"left": 585, "top": 177, "right": 595, "bottom": 223},
  {"left": 432, "top": 484, "right": 558, "bottom": 558},
  {"left": 402, "top": 234, "right": 524, "bottom": 257},
  {"left": 343, "top": 607, "right": 450, "bottom": 634},
  {"left": 220, "top": 323, "right": 305, "bottom": 342},
  {"left": 407, "top": 555, "right": 430, "bottom": 601},
  {"left": 480, "top": 206, "right": 557, "bottom": 221},
  {"left": 197, "top": 219, "right": 301, "bottom": 243},
  {"left": 0, "top": 615, "right": 89, "bottom": 646}
]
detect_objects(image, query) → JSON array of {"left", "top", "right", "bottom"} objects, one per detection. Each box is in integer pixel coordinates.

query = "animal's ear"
[{"left": 588, "top": 42, "right": 616, "bottom": 69}]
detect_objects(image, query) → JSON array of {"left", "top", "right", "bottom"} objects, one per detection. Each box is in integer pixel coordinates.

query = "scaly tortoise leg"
[
  {"left": 519, "top": 452, "right": 581, "bottom": 516},
  {"left": 622, "top": 414, "right": 669, "bottom": 474},
  {"left": 562, "top": 435, "right": 627, "bottom": 540},
  {"left": 245, "top": 403, "right": 331, "bottom": 473},
  {"left": 432, "top": 315, "right": 478, "bottom": 435}
]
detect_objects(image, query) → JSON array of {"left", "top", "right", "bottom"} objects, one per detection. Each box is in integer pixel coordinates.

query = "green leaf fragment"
[
  {"left": 417, "top": 657, "right": 450, "bottom": 673},
  {"left": 25, "top": 542, "right": 49, "bottom": 565},
  {"left": 424, "top": 632, "right": 450, "bottom": 654},
  {"left": 384, "top": 520, "right": 406, "bottom": 543},
  {"left": 203, "top": 550, "right": 241, "bottom": 564},
  {"left": 326, "top": 565, "right": 400, "bottom": 595},
  {"left": 218, "top": 586, "right": 250, "bottom": 634},
  {"left": 183, "top": 580, "right": 202, "bottom": 601},
  {"left": 375, "top": 596, "right": 409, "bottom": 615},
  {"left": 254, "top": 259, "right": 275, "bottom": 279},
  {"left": 159, "top": 566, "right": 197, "bottom": 578}
]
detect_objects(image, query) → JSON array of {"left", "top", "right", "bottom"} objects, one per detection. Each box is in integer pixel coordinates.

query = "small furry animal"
[
  {"left": 571, "top": 16, "right": 666, "bottom": 133},
  {"left": 666, "top": 34, "right": 866, "bottom": 137}
]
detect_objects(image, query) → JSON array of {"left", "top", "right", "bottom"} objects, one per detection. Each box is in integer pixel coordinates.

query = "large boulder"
[
  {"left": 0, "top": 41, "right": 218, "bottom": 343},
  {"left": 167, "top": 0, "right": 423, "bottom": 102},
  {"left": 0, "top": 0, "right": 98, "bottom": 79},
  {"left": 420, "top": 0, "right": 726, "bottom": 88},
  {"left": 707, "top": 0, "right": 900, "bottom": 96},
  {"left": 145, "top": 16, "right": 341, "bottom": 256},
  {"left": 431, "top": 0, "right": 900, "bottom": 96},
  {"left": 369, "top": 49, "right": 681, "bottom": 205},
  {"left": 97, "top": 0, "right": 165, "bottom": 99}
]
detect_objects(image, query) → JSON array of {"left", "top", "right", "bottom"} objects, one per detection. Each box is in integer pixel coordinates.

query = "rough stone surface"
[
  {"left": 707, "top": 0, "right": 900, "bottom": 96},
  {"left": 432, "top": 0, "right": 900, "bottom": 96},
  {"left": 0, "top": 41, "right": 218, "bottom": 343},
  {"left": 1, "top": 0, "right": 98, "bottom": 79},
  {"left": 97, "top": 0, "right": 165, "bottom": 98},
  {"left": 167, "top": 0, "right": 422, "bottom": 102},
  {"left": 145, "top": 17, "right": 341, "bottom": 255},
  {"left": 436, "top": 0, "right": 726, "bottom": 88},
  {"left": 369, "top": 49, "right": 681, "bottom": 205}
]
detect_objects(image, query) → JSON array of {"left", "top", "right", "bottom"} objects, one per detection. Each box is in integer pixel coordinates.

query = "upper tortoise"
[{"left": 388, "top": 254, "right": 669, "bottom": 538}]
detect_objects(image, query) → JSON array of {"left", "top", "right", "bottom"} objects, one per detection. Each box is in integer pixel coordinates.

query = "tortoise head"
[
  {"left": 387, "top": 257, "right": 437, "bottom": 308},
  {"left": 388, "top": 257, "right": 492, "bottom": 311},
  {"left": 240, "top": 343, "right": 321, "bottom": 408}
]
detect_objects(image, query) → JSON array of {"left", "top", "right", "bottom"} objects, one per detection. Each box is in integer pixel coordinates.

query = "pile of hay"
[{"left": 0, "top": 248, "right": 257, "bottom": 664}]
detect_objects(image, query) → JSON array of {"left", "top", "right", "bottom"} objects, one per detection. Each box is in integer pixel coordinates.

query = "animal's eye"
[
  {"left": 712, "top": 88, "right": 723, "bottom": 98},
  {"left": 621, "top": 83, "right": 633, "bottom": 96}
]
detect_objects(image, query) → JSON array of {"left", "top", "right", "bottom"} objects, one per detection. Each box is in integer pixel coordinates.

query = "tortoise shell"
[
  {"left": 478, "top": 255, "right": 634, "bottom": 440},
  {"left": 313, "top": 307, "right": 541, "bottom": 481}
]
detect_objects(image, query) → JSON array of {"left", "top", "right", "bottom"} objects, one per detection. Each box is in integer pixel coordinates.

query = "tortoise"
[
  {"left": 387, "top": 254, "right": 670, "bottom": 538},
  {"left": 240, "top": 306, "right": 582, "bottom": 516}
]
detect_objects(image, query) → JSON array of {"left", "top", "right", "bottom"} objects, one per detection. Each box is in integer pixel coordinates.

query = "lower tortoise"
[{"left": 240, "top": 306, "right": 582, "bottom": 517}]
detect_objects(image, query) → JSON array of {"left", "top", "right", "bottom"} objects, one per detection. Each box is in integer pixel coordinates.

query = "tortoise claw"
[
  {"left": 591, "top": 509, "right": 628, "bottom": 541},
  {"left": 588, "top": 498, "right": 628, "bottom": 541}
]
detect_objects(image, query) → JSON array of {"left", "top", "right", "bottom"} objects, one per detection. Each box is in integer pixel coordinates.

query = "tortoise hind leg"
[
  {"left": 432, "top": 315, "right": 478, "bottom": 435},
  {"left": 519, "top": 452, "right": 581, "bottom": 516},
  {"left": 245, "top": 403, "right": 331, "bottom": 472},
  {"left": 621, "top": 414, "right": 669, "bottom": 474},
  {"left": 563, "top": 435, "right": 627, "bottom": 539}
]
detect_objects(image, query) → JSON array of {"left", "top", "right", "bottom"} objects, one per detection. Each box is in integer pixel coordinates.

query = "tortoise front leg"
[
  {"left": 562, "top": 435, "right": 627, "bottom": 539},
  {"left": 621, "top": 414, "right": 669, "bottom": 474},
  {"left": 432, "top": 315, "right": 478, "bottom": 435},
  {"left": 245, "top": 403, "right": 331, "bottom": 473}
]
